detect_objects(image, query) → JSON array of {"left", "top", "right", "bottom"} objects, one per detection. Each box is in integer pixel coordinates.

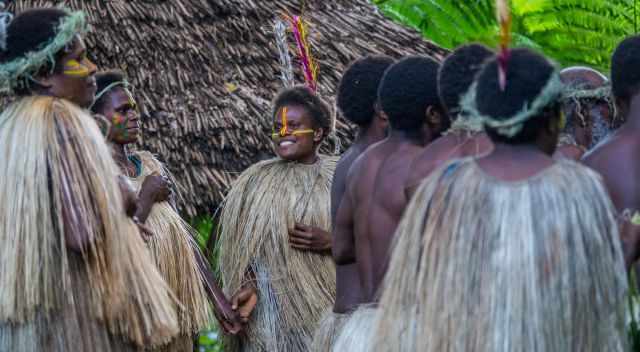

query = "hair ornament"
[
  {"left": 461, "top": 70, "right": 564, "bottom": 138},
  {"left": 0, "top": 9, "right": 87, "bottom": 93},
  {"left": 0, "top": 2, "right": 13, "bottom": 52}
]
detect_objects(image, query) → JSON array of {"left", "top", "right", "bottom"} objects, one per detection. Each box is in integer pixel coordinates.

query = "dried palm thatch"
[
  {"left": 8, "top": 0, "right": 447, "bottom": 217},
  {"left": 371, "top": 158, "right": 628, "bottom": 352},
  {"left": 127, "top": 151, "right": 212, "bottom": 351},
  {"left": 218, "top": 156, "right": 337, "bottom": 351},
  {"left": 0, "top": 97, "right": 179, "bottom": 351}
]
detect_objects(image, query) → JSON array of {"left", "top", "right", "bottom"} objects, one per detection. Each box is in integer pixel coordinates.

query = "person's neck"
[
  {"left": 623, "top": 94, "right": 640, "bottom": 130},
  {"left": 386, "top": 129, "right": 424, "bottom": 145},
  {"left": 490, "top": 142, "right": 548, "bottom": 159},
  {"left": 352, "top": 124, "right": 386, "bottom": 148},
  {"left": 111, "top": 143, "right": 134, "bottom": 174},
  {"left": 297, "top": 150, "right": 320, "bottom": 165}
]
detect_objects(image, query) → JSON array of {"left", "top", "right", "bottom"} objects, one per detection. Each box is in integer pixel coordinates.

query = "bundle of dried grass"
[
  {"left": 218, "top": 156, "right": 337, "bottom": 352},
  {"left": 371, "top": 158, "right": 628, "bottom": 352},
  {"left": 128, "top": 151, "right": 212, "bottom": 351},
  {"left": 0, "top": 97, "right": 179, "bottom": 351},
  {"left": 330, "top": 306, "right": 376, "bottom": 352},
  {"left": 310, "top": 310, "right": 349, "bottom": 352}
]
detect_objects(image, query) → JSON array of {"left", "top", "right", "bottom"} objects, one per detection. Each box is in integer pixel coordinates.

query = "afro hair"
[
  {"left": 337, "top": 55, "right": 394, "bottom": 127},
  {"left": 378, "top": 56, "right": 442, "bottom": 131}
]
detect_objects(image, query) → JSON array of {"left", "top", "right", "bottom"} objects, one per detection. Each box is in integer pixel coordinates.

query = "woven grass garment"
[
  {"left": 0, "top": 97, "right": 179, "bottom": 351},
  {"left": 310, "top": 310, "right": 349, "bottom": 352},
  {"left": 128, "top": 151, "right": 212, "bottom": 351},
  {"left": 218, "top": 156, "right": 337, "bottom": 352},
  {"left": 331, "top": 306, "right": 376, "bottom": 352},
  {"left": 371, "top": 157, "right": 628, "bottom": 352}
]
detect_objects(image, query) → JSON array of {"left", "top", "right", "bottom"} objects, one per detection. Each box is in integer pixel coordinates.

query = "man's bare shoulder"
[
  {"left": 406, "top": 135, "right": 464, "bottom": 189},
  {"left": 345, "top": 140, "right": 388, "bottom": 183},
  {"left": 583, "top": 131, "right": 636, "bottom": 171}
]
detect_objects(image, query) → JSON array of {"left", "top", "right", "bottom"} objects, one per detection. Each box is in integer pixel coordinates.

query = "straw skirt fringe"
[
  {"left": 371, "top": 158, "right": 628, "bottom": 352},
  {"left": 331, "top": 307, "right": 376, "bottom": 352},
  {"left": 0, "top": 97, "right": 179, "bottom": 351},
  {"left": 218, "top": 156, "right": 337, "bottom": 352},
  {"left": 310, "top": 310, "right": 349, "bottom": 352},
  {"left": 130, "top": 152, "right": 212, "bottom": 334}
]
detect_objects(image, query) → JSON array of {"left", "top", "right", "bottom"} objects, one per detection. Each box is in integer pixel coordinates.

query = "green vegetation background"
[
  {"left": 374, "top": 0, "right": 640, "bottom": 72},
  {"left": 192, "top": 216, "right": 225, "bottom": 352}
]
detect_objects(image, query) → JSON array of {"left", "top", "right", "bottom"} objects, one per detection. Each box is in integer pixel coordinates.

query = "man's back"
[
  {"left": 405, "top": 131, "right": 492, "bottom": 197},
  {"left": 583, "top": 128, "right": 640, "bottom": 212},
  {"left": 346, "top": 138, "right": 424, "bottom": 301},
  {"left": 331, "top": 142, "right": 369, "bottom": 313}
]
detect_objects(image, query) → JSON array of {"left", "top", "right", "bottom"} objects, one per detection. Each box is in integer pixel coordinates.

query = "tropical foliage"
[
  {"left": 373, "top": 0, "right": 639, "bottom": 71},
  {"left": 192, "top": 216, "right": 225, "bottom": 352}
]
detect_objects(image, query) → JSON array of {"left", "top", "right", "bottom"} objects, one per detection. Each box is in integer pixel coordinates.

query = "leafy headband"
[
  {"left": 461, "top": 71, "right": 564, "bottom": 138},
  {"left": 0, "top": 9, "right": 88, "bottom": 93}
]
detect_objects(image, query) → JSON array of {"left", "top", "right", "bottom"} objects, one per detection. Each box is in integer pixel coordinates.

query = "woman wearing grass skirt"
[
  {"left": 91, "top": 70, "right": 244, "bottom": 351},
  {"left": 0, "top": 8, "right": 180, "bottom": 351},
  {"left": 218, "top": 86, "right": 337, "bottom": 352}
]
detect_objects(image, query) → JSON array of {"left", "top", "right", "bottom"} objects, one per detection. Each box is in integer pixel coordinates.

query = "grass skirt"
[
  {"left": 0, "top": 97, "right": 179, "bottom": 351},
  {"left": 218, "top": 156, "right": 337, "bottom": 352},
  {"left": 371, "top": 158, "right": 628, "bottom": 352},
  {"left": 310, "top": 310, "right": 349, "bottom": 352},
  {"left": 331, "top": 306, "right": 376, "bottom": 352},
  {"left": 129, "top": 151, "right": 212, "bottom": 344}
]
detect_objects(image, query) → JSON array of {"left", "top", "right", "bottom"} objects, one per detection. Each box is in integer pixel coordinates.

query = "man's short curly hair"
[{"left": 337, "top": 55, "right": 394, "bottom": 127}]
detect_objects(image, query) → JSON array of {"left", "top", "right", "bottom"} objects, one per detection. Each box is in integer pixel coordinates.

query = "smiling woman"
[
  {"left": 271, "top": 85, "right": 333, "bottom": 164},
  {"left": 217, "top": 85, "right": 338, "bottom": 352}
]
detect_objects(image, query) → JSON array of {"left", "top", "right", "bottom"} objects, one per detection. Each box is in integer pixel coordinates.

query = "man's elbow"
[{"left": 333, "top": 245, "right": 356, "bottom": 265}]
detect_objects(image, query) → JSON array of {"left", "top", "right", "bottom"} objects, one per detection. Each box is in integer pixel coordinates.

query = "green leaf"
[{"left": 374, "top": 0, "right": 639, "bottom": 71}]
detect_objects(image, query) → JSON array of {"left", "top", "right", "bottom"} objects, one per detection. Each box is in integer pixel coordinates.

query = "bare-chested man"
[
  {"left": 404, "top": 44, "right": 494, "bottom": 197},
  {"left": 333, "top": 56, "right": 446, "bottom": 304},
  {"left": 584, "top": 36, "right": 640, "bottom": 267},
  {"left": 311, "top": 56, "right": 393, "bottom": 352},
  {"left": 555, "top": 66, "right": 617, "bottom": 160}
]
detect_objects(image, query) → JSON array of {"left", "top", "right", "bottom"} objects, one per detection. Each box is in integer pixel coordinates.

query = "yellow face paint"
[
  {"left": 123, "top": 88, "right": 139, "bottom": 113},
  {"left": 63, "top": 57, "right": 95, "bottom": 78},
  {"left": 558, "top": 110, "right": 566, "bottom": 131},
  {"left": 270, "top": 106, "right": 314, "bottom": 141}
]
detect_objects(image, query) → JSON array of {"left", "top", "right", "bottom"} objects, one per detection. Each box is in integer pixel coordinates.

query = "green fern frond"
[{"left": 375, "top": 0, "right": 638, "bottom": 71}]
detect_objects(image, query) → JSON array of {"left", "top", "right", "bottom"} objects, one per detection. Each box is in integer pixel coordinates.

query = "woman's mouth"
[{"left": 279, "top": 140, "right": 295, "bottom": 147}]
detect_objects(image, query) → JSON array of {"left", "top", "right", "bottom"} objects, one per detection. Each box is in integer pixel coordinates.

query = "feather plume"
[
  {"left": 285, "top": 14, "right": 319, "bottom": 92},
  {"left": 496, "top": 0, "right": 512, "bottom": 91},
  {"left": 0, "top": 3, "right": 12, "bottom": 52},
  {"left": 274, "top": 19, "right": 295, "bottom": 88}
]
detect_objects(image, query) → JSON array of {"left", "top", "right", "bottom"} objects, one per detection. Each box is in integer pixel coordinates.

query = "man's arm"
[
  {"left": 332, "top": 182, "right": 357, "bottom": 265},
  {"left": 192, "top": 246, "right": 243, "bottom": 334}
]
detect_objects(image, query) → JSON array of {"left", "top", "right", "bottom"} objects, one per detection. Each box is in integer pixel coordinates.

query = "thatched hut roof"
[{"left": 10, "top": 0, "right": 447, "bottom": 217}]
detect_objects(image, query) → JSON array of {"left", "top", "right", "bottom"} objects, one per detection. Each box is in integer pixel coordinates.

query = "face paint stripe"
[{"left": 63, "top": 59, "right": 91, "bottom": 78}]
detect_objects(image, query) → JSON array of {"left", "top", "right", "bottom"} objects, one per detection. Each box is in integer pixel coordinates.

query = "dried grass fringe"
[
  {"left": 218, "top": 156, "right": 337, "bottom": 352},
  {"left": 310, "top": 310, "right": 349, "bottom": 352},
  {"left": 0, "top": 97, "right": 179, "bottom": 351},
  {"left": 129, "top": 151, "right": 212, "bottom": 337},
  {"left": 331, "top": 306, "right": 376, "bottom": 352},
  {"left": 371, "top": 158, "right": 628, "bottom": 352}
]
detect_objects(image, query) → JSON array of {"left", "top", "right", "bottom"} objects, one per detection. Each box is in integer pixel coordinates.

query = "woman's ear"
[
  {"left": 425, "top": 105, "right": 443, "bottom": 127},
  {"left": 30, "top": 74, "right": 54, "bottom": 92},
  {"left": 313, "top": 127, "right": 324, "bottom": 143}
]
